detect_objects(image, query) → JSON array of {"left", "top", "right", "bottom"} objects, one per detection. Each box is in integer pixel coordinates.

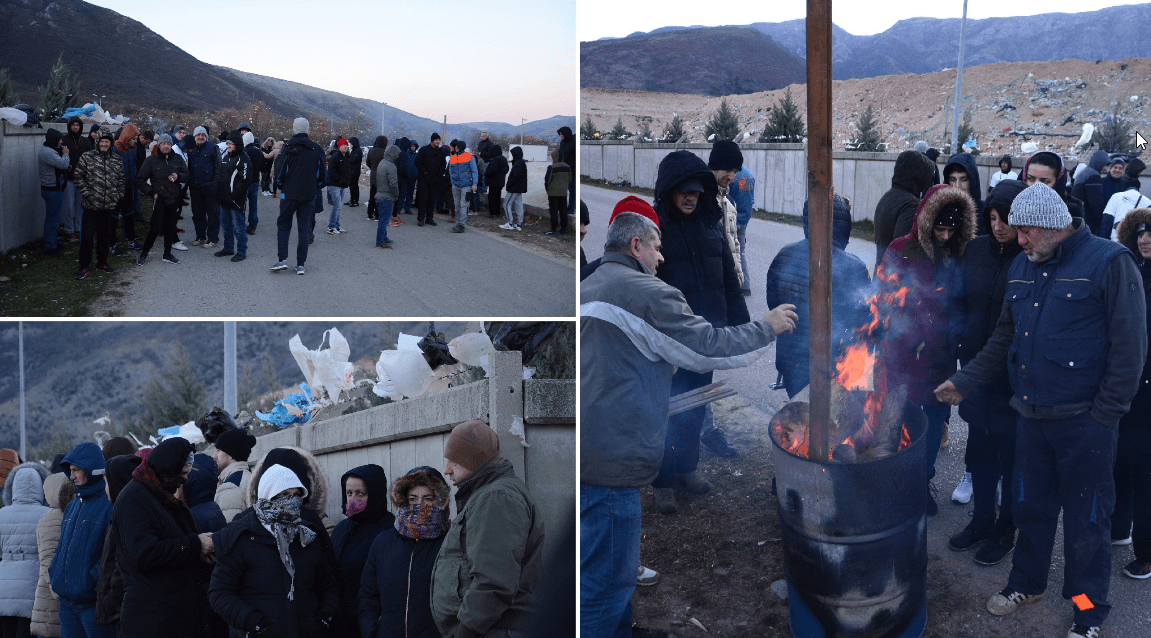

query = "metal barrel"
[{"left": 772, "top": 402, "right": 928, "bottom": 638}]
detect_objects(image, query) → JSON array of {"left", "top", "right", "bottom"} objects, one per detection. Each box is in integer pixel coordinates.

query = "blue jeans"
[
  {"left": 220, "top": 207, "right": 247, "bottom": 255},
  {"left": 580, "top": 484, "right": 640, "bottom": 638},
  {"left": 41, "top": 189, "right": 64, "bottom": 249},
  {"left": 63, "top": 181, "right": 83, "bottom": 234},
  {"left": 375, "top": 200, "right": 394, "bottom": 244},
  {"left": 247, "top": 183, "right": 259, "bottom": 230},
  {"left": 59, "top": 599, "right": 115, "bottom": 638},
  {"left": 737, "top": 223, "right": 751, "bottom": 293},
  {"left": 326, "top": 186, "right": 344, "bottom": 229}
]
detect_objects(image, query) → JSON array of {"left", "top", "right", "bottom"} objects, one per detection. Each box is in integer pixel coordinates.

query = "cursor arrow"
[{"left": 1137, "top": 131, "right": 1148, "bottom": 150}]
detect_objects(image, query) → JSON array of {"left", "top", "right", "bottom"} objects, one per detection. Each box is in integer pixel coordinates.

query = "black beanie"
[
  {"left": 925, "top": 148, "right": 941, "bottom": 162},
  {"left": 216, "top": 429, "right": 256, "bottom": 462},
  {"left": 1125, "top": 158, "right": 1146, "bottom": 180},
  {"left": 261, "top": 448, "right": 311, "bottom": 496},
  {"left": 708, "top": 140, "right": 743, "bottom": 171},
  {"left": 105, "top": 455, "right": 142, "bottom": 503},
  {"left": 148, "top": 438, "right": 195, "bottom": 477},
  {"left": 431, "top": 133, "right": 440, "bottom": 142}
]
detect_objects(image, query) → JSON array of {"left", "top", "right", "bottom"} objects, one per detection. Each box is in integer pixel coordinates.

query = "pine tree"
[
  {"left": 610, "top": 117, "right": 629, "bottom": 140},
  {"left": 704, "top": 98, "right": 740, "bottom": 141},
  {"left": 580, "top": 114, "right": 599, "bottom": 139},
  {"left": 1094, "top": 107, "right": 1134, "bottom": 153},
  {"left": 663, "top": 114, "right": 686, "bottom": 142},
  {"left": 945, "top": 111, "right": 979, "bottom": 155},
  {"left": 759, "top": 89, "right": 806, "bottom": 143},
  {"left": 637, "top": 120, "right": 654, "bottom": 142},
  {"left": 846, "top": 104, "right": 884, "bottom": 152},
  {"left": 238, "top": 360, "right": 259, "bottom": 413},
  {"left": 124, "top": 340, "right": 207, "bottom": 440},
  {"left": 0, "top": 68, "right": 15, "bottom": 108},
  {"left": 37, "top": 53, "right": 81, "bottom": 121}
]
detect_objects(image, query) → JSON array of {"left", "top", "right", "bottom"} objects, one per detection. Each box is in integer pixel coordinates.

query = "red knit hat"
[
  {"left": 610, "top": 196, "right": 659, "bottom": 228},
  {"left": 337, "top": 137, "right": 349, "bottom": 149}
]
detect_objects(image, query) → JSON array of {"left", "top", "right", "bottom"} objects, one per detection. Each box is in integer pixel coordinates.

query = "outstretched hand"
[
  {"left": 934, "top": 380, "right": 963, "bottom": 406},
  {"left": 766, "top": 304, "right": 798, "bottom": 336}
]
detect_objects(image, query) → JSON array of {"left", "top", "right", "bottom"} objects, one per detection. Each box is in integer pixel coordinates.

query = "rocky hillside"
[
  {"left": 580, "top": 26, "right": 806, "bottom": 96},
  {"left": 587, "top": 4, "right": 1151, "bottom": 83}
]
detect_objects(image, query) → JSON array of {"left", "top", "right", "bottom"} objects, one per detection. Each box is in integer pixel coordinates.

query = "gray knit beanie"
[
  {"left": 293, "top": 117, "right": 309, "bottom": 134},
  {"left": 157, "top": 133, "right": 173, "bottom": 145},
  {"left": 914, "top": 140, "right": 929, "bottom": 153},
  {"left": 193, "top": 126, "right": 207, "bottom": 138},
  {"left": 1008, "top": 183, "right": 1071, "bottom": 229}
]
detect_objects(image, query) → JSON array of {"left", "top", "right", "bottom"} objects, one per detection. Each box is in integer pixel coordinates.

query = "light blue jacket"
[{"left": 0, "top": 463, "right": 50, "bottom": 618}]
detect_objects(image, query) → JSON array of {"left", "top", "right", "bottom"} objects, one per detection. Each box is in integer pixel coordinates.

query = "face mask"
[{"left": 346, "top": 497, "right": 367, "bottom": 517}]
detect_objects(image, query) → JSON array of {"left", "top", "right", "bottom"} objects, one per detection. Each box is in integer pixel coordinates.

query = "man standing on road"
[
  {"left": 186, "top": 126, "right": 220, "bottom": 248},
  {"left": 730, "top": 163, "right": 755, "bottom": 296},
  {"left": 558, "top": 126, "right": 576, "bottom": 216},
  {"left": 242, "top": 131, "right": 264, "bottom": 234},
  {"left": 272, "top": 118, "right": 326, "bottom": 275},
  {"left": 935, "top": 183, "right": 1147, "bottom": 638},
  {"left": 214, "top": 131, "right": 253, "bottom": 263},
  {"left": 447, "top": 139, "right": 478, "bottom": 233},
  {"left": 415, "top": 133, "right": 444, "bottom": 227},
  {"left": 134, "top": 134, "right": 189, "bottom": 266},
  {"left": 581, "top": 211, "right": 797, "bottom": 638},
  {"left": 326, "top": 137, "right": 352, "bottom": 235}
]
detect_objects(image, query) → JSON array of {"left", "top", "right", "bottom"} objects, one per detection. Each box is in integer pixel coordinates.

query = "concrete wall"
[
  {"left": 580, "top": 141, "right": 1151, "bottom": 222},
  {"left": 0, "top": 122, "right": 66, "bottom": 253},
  {"left": 513, "top": 144, "right": 549, "bottom": 163},
  {"left": 248, "top": 351, "right": 574, "bottom": 557}
]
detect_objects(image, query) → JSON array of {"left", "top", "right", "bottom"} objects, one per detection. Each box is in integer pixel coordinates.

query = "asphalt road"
[
  {"left": 583, "top": 183, "right": 1150, "bottom": 637},
  {"left": 120, "top": 191, "right": 575, "bottom": 317}
]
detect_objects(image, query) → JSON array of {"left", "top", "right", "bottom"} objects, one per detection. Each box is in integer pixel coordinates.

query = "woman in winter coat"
[
  {"left": 945, "top": 179, "right": 1027, "bottom": 565},
  {"left": 114, "top": 438, "right": 214, "bottom": 638},
  {"left": 879, "top": 183, "right": 976, "bottom": 515},
  {"left": 358, "top": 467, "right": 450, "bottom": 638},
  {"left": 94, "top": 454, "right": 141, "bottom": 630},
  {"left": 30, "top": 473, "right": 74, "bottom": 638},
  {"left": 247, "top": 447, "right": 336, "bottom": 537},
  {"left": 209, "top": 465, "right": 340, "bottom": 638},
  {"left": 261, "top": 137, "right": 277, "bottom": 194},
  {"left": 1113, "top": 207, "right": 1151, "bottom": 579},
  {"left": 180, "top": 453, "right": 229, "bottom": 638},
  {"left": 331, "top": 465, "right": 394, "bottom": 637},
  {"left": 0, "top": 463, "right": 50, "bottom": 638}
]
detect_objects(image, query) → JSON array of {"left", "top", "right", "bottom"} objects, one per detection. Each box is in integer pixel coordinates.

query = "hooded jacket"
[
  {"left": 275, "top": 133, "right": 327, "bottom": 201},
  {"left": 136, "top": 148, "right": 189, "bottom": 204},
  {"left": 729, "top": 166, "right": 755, "bottom": 226},
  {"left": 767, "top": 194, "right": 871, "bottom": 398},
  {"left": 1116, "top": 207, "right": 1151, "bottom": 428},
  {"left": 506, "top": 147, "right": 528, "bottom": 194},
  {"left": 348, "top": 137, "right": 363, "bottom": 176},
  {"left": 214, "top": 459, "right": 252, "bottom": 524},
  {"left": 654, "top": 150, "right": 750, "bottom": 329},
  {"left": 874, "top": 150, "right": 936, "bottom": 263},
  {"left": 74, "top": 139, "right": 126, "bottom": 211},
  {"left": 31, "top": 473, "right": 74, "bottom": 638},
  {"left": 243, "top": 132, "right": 264, "bottom": 177},
  {"left": 359, "top": 468, "right": 450, "bottom": 638},
  {"left": 39, "top": 129, "right": 70, "bottom": 190},
  {"left": 186, "top": 454, "right": 227, "bottom": 534},
  {"left": 484, "top": 145, "right": 509, "bottom": 190},
  {"left": 543, "top": 149, "right": 570, "bottom": 197},
  {"left": 246, "top": 447, "right": 337, "bottom": 539},
  {"left": 952, "top": 179, "right": 1027, "bottom": 433},
  {"left": 557, "top": 126, "right": 575, "bottom": 167},
  {"left": 50, "top": 443, "right": 112, "bottom": 604},
  {"left": 880, "top": 184, "right": 977, "bottom": 404},
  {"left": 431, "top": 455, "right": 543, "bottom": 638},
  {"left": 943, "top": 152, "right": 985, "bottom": 234},
  {"left": 0, "top": 463, "right": 50, "bottom": 619},
  {"left": 216, "top": 134, "right": 252, "bottom": 211},
  {"left": 62, "top": 116, "right": 93, "bottom": 179},
  {"left": 1071, "top": 150, "right": 1111, "bottom": 235},
  {"left": 331, "top": 465, "right": 395, "bottom": 638},
  {"left": 448, "top": 143, "right": 478, "bottom": 189},
  {"left": 405, "top": 140, "right": 419, "bottom": 184},
  {"left": 988, "top": 154, "right": 1019, "bottom": 189},
  {"left": 415, "top": 141, "right": 447, "bottom": 185},
  {"left": 94, "top": 454, "right": 141, "bottom": 627},
  {"left": 375, "top": 145, "right": 400, "bottom": 202},
  {"left": 327, "top": 147, "right": 353, "bottom": 188},
  {"left": 367, "top": 136, "right": 389, "bottom": 184}
]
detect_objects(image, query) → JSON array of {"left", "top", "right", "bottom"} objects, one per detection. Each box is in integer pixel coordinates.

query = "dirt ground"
[{"left": 631, "top": 395, "right": 1149, "bottom": 638}]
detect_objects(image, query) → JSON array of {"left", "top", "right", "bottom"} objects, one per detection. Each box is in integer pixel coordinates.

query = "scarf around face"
[
  {"left": 131, "top": 459, "right": 196, "bottom": 533},
  {"left": 254, "top": 494, "right": 316, "bottom": 600},
  {"left": 394, "top": 504, "right": 449, "bottom": 540}
]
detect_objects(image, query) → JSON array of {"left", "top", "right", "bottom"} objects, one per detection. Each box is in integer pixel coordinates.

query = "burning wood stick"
[
  {"left": 668, "top": 382, "right": 736, "bottom": 416},
  {"left": 859, "top": 384, "right": 908, "bottom": 460}
]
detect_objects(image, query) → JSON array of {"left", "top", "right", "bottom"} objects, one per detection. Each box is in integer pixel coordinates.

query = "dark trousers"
[
  {"left": 349, "top": 175, "right": 360, "bottom": 205},
  {"left": 79, "top": 208, "right": 112, "bottom": 270},
  {"left": 967, "top": 421, "right": 1016, "bottom": 529},
  {"left": 488, "top": 186, "right": 503, "bottom": 217},
  {"left": 1008, "top": 412, "right": 1117, "bottom": 627},
  {"left": 277, "top": 198, "right": 314, "bottom": 266},
  {"left": 1113, "top": 424, "right": 1151, "bottom": 561},
  {"left": 260, "top": 169, "right": 272, "bottom": 192},
  {"left": 652, "top": 369, "right": 711, "bottom": 488},
  {"left": 190, "top": 186, "right": 218, "bottom": 243},
  {"left": 418, "top": 180, "right": 437, "bottom": 223},
  {"left": 140, "top": 198, "right": 177, "bottom": 259},
  {"left": 548, "top": 195, "right": 568, "bottom": 232},
  {"left": 0, "top": 616, "right": 30, "bottom": 638},
  {"left": 367, "top": 179, "right": 379, "bottom": 218},
  {"left": 399, "top": 178, "right": 414, "bottom": 212},
  {"left": 921, "top": 398, "right": 950, "bottom": 482}
]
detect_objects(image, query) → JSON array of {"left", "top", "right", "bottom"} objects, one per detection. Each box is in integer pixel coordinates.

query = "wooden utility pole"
[
  {"left": 806, "top": 0, "right": 833, "bottom": 461},
  {"left": 443, "top": 116, "right": 447, "bottom": 140}
]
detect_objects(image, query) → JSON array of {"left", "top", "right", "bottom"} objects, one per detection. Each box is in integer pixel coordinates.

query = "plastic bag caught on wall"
[
  {"left": 289, "top": 329, "right": 355, "bottom": 402},
  {"left": 256, "top": 383, "right": 316, "bottom": 428},
  {"left": 449, "top": 332, "right": 497, "bottom": 376},
  {"left": 375, "top": 333, "right": 435, "bottom": 398},
  {"left": 157, "top": 421, "right": 205, "bottom": 444}
]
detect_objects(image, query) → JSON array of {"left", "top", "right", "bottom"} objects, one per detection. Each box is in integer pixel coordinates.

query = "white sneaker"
[
  {"left": 202, "top": 241, "right": 218, "bottom": 248},
  {"left": 172, "top": 241, "right": 189, "bottom": 251},
  {"left": 952, "top": 472, "right": 973, "bottom": 504},
  {"left": 337, "top": 227, "right": 348, "bottom": 234},
  {"left": 513, "top": 224, "right": 522, "bottom": 231},
  {"left": 270, "top": 260, "right": 289, "bottom": 272},
  {"left": 262, "top": 191, "right": 272, "bottom": 196},
  {"left": 326, "top": 228, "right": 339, "bottom": 235},
  {"left": 499, "top": 223, "right": 513, "bottom": 230},
  {"left": 637, "top": 565, "right": 660, "bottom": 586},
  {"left": 1112, "top": 536, "right": 1132, "bottom": 546}
]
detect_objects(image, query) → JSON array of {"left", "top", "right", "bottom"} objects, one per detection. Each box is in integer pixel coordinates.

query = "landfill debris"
[
  {"left": 375, "top": 333, "right": 435, "bottom": 398},
  {"left": 256, "top": 383, "right": 317, "bottom": 428},
  {"left": 449, "top": 331, "right": 497, "bottom": 376},
  {"left": 289, "top": 328, "right": 355, "bottom": 403},
  {"left": 61, "top": 102, "right": 129, "bottom": 125},
  {"left": 688, "top": 618, "right": 708, "bottom": 633},
  {"left": 157, "top": 421, "right": 205, "bottom": 444},
  {"left": 509, "top": 416, "right": 530, "bottom": 447}
]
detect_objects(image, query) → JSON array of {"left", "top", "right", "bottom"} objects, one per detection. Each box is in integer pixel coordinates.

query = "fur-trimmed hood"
[
  {"left": 1117, "top": 207, "right": 1151, "bottom": 259},
  {"left": 389, "top": 466, "right": 451, "bottom": 510},
  {"left": 42, "top": 472, "right": 75, "bottom": 511},
  {"left": 246, "top": 446, "right": 329, "bottom": 518},
  {"left": 910, "top": 184, "right": 978, "bottom": 262},
  {"left": 2, "top": 462, "right": 49, "bottom": 507}
]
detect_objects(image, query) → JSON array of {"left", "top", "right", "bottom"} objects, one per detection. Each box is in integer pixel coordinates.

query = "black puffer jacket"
[
  {"left": 1071, "top": 150, "right": 1110, "bottom": 236},
  {"left": 94, "top": 455, "right": 141, "bottom": 627},
  {"left": 215, "top": 134, "right": 252, "bottom": 212},
  {"left": 951, "top": 179, "right": 1026, "bottom": 434},
  {"left": 275, "top": 133, "right": 327, "bottom": 201},
  {"left": 874, "top": 150, "right": 935, "bottom": 263},
  {"left": 349, "top": 137, "right": 364, "bottom": 176},
  {"left": 367, "top": 136, "right": 389, "bottom": 183},
  {"left": 484, "top": 146, "right": 508, "bottom": 190},
  {"left": 476, "top": 137, "right": 498, "bottom": 162},
  {"left": 328, "top": 150, "right": 352, "bottom": 188},
  {"left": 506, "top": 147, "right": 527, "bottom": 193},
  {"left": 766, "top": 194, "right": 871, "bottom": 397},
  {"left": 654, "top": 150, "right": 749, "bottom": 328},
  {"left": 359, "top": 530, "right": 444, "bottom": 638},
  {"left": 113, "top": 480, "right": 208, "bottom": 638},
  {"left": 557, "top": 126, "right": 575, "bottom": 167},
  {"left": 415, "top": 142, "right": 446, "bottom": 185},
  {"left": 136, "top": 149, "right": 189, "bottom": 204},
  {"left": 943, "top": 152, "right": 985, "bottom": 234},
  {"left": 330, "top": 465, "right": 394, "bottom": 638},
  {"left": 209, "top": 507, "right": 340, "bottom": 638}
]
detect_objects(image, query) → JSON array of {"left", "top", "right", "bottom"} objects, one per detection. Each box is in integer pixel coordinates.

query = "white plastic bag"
[
  {"left": 288, "top": 328, "right": 355, "bottom": 403},
  {"left": 375, "top": 333, "right": 434, "bottom": 398},
  {"left": 449, "top": 332, "right": 497, "bottom": 376}
]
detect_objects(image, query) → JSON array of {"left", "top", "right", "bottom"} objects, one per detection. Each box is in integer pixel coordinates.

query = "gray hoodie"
[
  {"left": 39, "top": 129, "right": 70, "bottom": 189},
  {"left": 374, "top": 145, "right": 400, "bottom": 201}
]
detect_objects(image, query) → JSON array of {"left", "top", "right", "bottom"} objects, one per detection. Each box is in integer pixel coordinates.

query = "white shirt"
[
  {"left": 1103, "top": 189, "right": 1151, "bottom": 240},
  {"left": 988, "top": 170, "right": 1018, "bottom": 188}
]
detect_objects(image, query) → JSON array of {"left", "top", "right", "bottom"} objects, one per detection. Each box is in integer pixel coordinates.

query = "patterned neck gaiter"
[{"left": 394, "top": 504, "right": 449, "bottom": 540}]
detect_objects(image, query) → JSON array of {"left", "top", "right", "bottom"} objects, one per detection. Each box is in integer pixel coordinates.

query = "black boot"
[
  {"left": 974, "top": 519, "right": 1017, "bottom": 565},
  {"left": 949, "top": 516, "right": 995, "bottom": 551}
]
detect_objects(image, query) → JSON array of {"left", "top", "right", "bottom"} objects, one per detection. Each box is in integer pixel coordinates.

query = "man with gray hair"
[
  {"left": 580, "top": 211, "right": 798, "bottom": 638},
  {"left": 935, "top": 183, "right": 1146, "bottom": 638},
  {"left": 272, "top": 117, "right": 326, "bottom": 275}
]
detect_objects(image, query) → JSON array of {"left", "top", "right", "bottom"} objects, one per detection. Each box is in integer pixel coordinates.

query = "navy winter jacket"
[
  {"left": 50, "top": 443, "right": 113, "bottom": 604},
  {"left": 186, "top": 141, "right": 220, "bottom": 189},
  {"left": 330, "top": 465, "right": 394, "bottom": 638},
  {"left": 185, "top": 454, "right": 227, "bottom": 534},
  {"left": 276, "top": 134, "right": 327, "bottom": 201},
  {"left": 358, "top": 529, "right": 445, "bottom": 638},
  {"left": 728, "top": 167, "right": 754, "bottom": 225}
]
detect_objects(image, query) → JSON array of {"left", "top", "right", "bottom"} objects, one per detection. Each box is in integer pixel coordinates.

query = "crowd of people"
[
  {"left": 37, "top": 118, "right": 578, "bottom": 278},
  {"left": 579, "top": 139, "right": 1151, "bottom": 638},
  {"left": 0, "top": 418, "right": 545, "bottom": 638}
]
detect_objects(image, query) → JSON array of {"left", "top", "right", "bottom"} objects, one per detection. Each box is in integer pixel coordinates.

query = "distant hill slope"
[
  {"left": 588, "top": 4, "right": 1151, "bottom": 82},
  {"left": 580, "top": 26, "right": 806, "bottom": 96}
]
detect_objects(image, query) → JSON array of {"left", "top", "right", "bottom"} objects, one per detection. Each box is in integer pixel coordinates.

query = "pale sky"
[
  {"left": 87, "top": 0, "right": 575, "bottom": 125},
  {"left": 578, "top": 0, "right": 1151, "bottom": 41}
]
